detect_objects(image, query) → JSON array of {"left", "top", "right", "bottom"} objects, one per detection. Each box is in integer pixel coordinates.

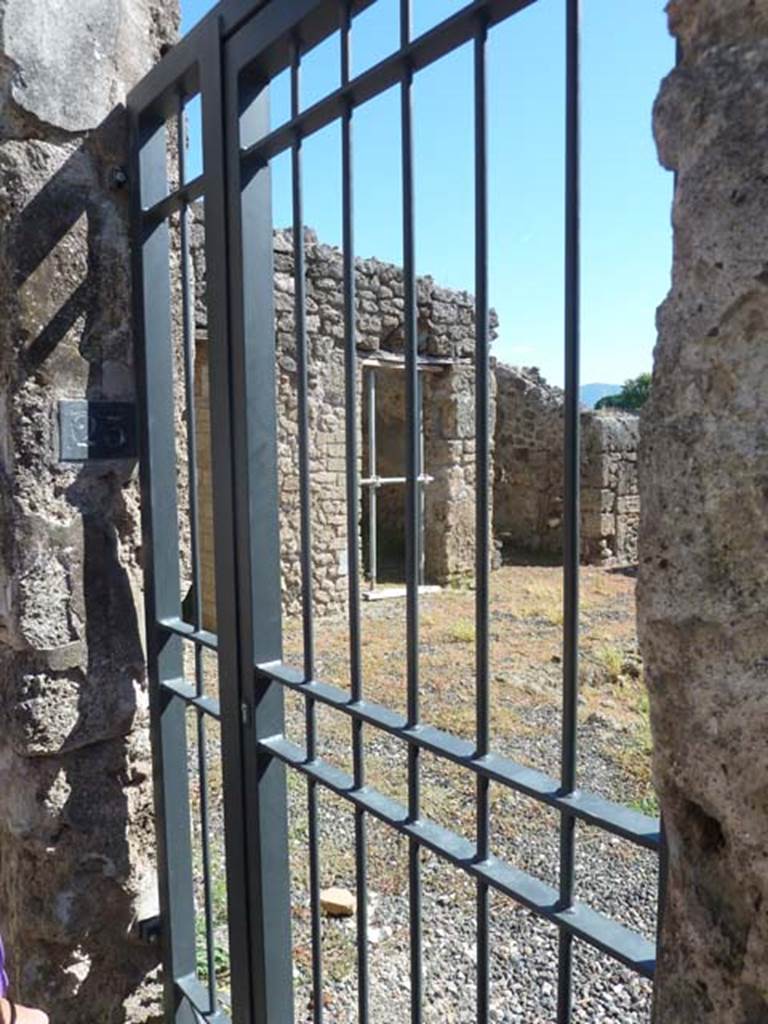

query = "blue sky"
[{"left": 181, "top": 0, "right": 674, "bottom": 386}]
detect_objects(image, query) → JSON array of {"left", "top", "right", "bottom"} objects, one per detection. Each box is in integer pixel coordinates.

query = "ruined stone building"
[
  {"left": 191, "top": 221, "right": 639, "bottom": 625},
  {"left": 494, "top": 364, "right": 640, "bottom": 564},
  {"left": 193, "top": 224, "right": 498, "bottom": 623},
  {"left": 272, "top": 230, "right": 499, "bottom": 616}
]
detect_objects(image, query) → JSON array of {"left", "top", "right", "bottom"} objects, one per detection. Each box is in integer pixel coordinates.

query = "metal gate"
[{"left": 128, "top": 2, "right": 663, "bottom": 1021}]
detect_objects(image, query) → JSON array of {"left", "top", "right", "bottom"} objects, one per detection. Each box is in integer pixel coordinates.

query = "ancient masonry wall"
[
  {"left": 494, "top": 363, "right": 640, "bottom": 564},
  {"left": 639, "top": 3, "right": 768, "bottom": 1022},
  {"left": 581, "top": 411, "right": 640, "bottom": 564},
  {"left": 0, "top": 3, "right": 177, "bottom": 1022},
  {"left": 193, "top": 225, "right": 497, "bottom": 622},
  {"left": 195, "top": 228, "right": 639, "bottom": 626},
  {"left": 493, "top": 365, "right": 564, "bottom": 555}
]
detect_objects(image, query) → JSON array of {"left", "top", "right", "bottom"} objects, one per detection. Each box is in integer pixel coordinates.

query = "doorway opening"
[{"left": 360, "top": 359, "right": 438, "bottom": 598}]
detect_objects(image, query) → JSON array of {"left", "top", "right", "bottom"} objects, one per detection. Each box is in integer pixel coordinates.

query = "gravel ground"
[
  {"left": 188, "top": 564, "right": 658, "bottom": 1022},
  {"left": 286, "top": 702, "right": 657, "bottom": 1024}
]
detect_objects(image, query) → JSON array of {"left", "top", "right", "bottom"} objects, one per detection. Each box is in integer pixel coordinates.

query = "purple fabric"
[{"left": 0, "top": 932, "right": 7, "bottom": 997}]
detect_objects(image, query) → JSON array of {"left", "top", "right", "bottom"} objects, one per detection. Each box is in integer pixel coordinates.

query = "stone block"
[
  {"left": 639, "top": 8, "right": 768, "bottom": 1020},
  {"left": 0, "top": 0, "right": 177, "bottom": 1019},
  {"left": 2, "top": 0, "right": 176, "bottom": 133}
]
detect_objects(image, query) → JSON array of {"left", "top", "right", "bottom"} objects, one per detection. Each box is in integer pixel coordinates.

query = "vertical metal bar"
[
  {"left": 177, "top": 91, "right": 218, "bottom": 1013},
  {"left": 400, "top": 1, "right": 423, "bottom": 1020},
  {"left": 290, "top": 35, "right": 324, "bottom": 1024},
  {"left": 291, "top": 41, "right": 315, "bottom": 687},
  {"left": 366, "top": 368, "right": 378, "bottom": 590},
  {"left": 194, "top": 677, "right": 218, "bottom": 1011},
  {"left": 418, "top": 371, "right": 426, "bottom": 587},
  {"left": 558, "top": 2, "right": 580, "bottom": 1021},
  {"left": 177, "top": 96, "right": 202, "bottom": 633},
  {"left": 340, "top": 2, "right": 370, "bottom": 1020},
  {"left": 129, "top": 107, "right": 197, "bottom": 1024},
  {"left": 221, "top": 30, "right": 294, "bottom": 1024},
  {"left": 472, "top": 14, "right": 491, "bottom": 1024},
  {"left": 198, "top": 18, "right": 264, "bottom": 1019}
]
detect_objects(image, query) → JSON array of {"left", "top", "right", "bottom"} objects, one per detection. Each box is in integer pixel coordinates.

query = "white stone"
[{"left": 320, "top": 886, "right": 356, "bottom": 917}]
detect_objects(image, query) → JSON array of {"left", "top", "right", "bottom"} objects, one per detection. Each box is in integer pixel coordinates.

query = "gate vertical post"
[
  {"left": 218, "top": 38, "right": 295, "bottom": 1024},
  {"left": 130, "top": 113, "right": 198, "bottom": 1024},
  {"left": 197, "top": 16, "right": 266, "bottom": 1023}
]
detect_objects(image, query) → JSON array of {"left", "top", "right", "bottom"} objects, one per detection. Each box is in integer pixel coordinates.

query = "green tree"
[{"left": 595, "top": 372, "right": 651, "bottom": 411}]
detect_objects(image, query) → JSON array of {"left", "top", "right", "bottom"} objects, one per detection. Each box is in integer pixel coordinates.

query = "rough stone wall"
[
  {"left": 639, "top": 4, "right": 768, "bottom": 1022},
  {"left": 0, "top": 3, "right": 177, "bottom": 1021},
  {"left": 423, "top": 363, "right": 496, "bottom": 583},
  {"left": 493, "top": 364, "right": 565, "bottom": 556},
  {"left": 273, "top": 230, "right": 350, "bottom": 617},
  {"left": 197, "top": 247, "right": 638, "bottom": 622},
  {"left": 493, "top": 363, "right": 640, "bottom": 564},
  {"left": 276, "top": 230, "right": 498, "bottom": 607},
  {"left": 582, "top": 412, "right": 640, "bottom": 564},
  {"left": 194, "top": 224, "right": 495, "bottom": 623}
]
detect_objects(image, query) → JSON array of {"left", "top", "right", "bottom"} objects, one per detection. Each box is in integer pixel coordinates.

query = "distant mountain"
[{"left": 580, "top": 382, "right": 621, "bottom": 409}]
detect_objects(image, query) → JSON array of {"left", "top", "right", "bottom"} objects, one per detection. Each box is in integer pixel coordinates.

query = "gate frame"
[
  {"left": 130, "top": 7, "right": 298, "bottom": 1020},
  {"left": 129, "top": 3, "right": 666, "bottom": 1022}
]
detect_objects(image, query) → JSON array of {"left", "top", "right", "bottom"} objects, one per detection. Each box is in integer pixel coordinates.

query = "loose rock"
[{"left": 320, "top": 887, "right": 356, "bottom": 918}]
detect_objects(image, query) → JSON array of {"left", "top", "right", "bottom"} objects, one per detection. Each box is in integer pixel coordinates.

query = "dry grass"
[{"left": 282, "top": 560, "right": 655, "bottom": 865}]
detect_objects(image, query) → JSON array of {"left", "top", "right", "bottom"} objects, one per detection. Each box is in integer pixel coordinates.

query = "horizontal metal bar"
[
  {"left": 128, "top": 0, "right": 380, "bottom": 123},
  {"left": 160, "top": 616, "right": 219, "bottom": 652},
  {"left": 127, "top": 0, "right": 268, "bottom": 120},
  {"left": 359, "top": 475, "right": 434, "bottom": 487},
  {"left": 256, "top": 662, "right": 660, "bottom": 850},
  {"left": 260, "top": 735, "right": 656, "bottom": 978},
  {"left": 241, "top": 0, "right": 537, "bottom": 172},
  {"left": 225, "top": 0, "right": 379, "bottom": 81},
  {"left": 143, "top": 174, "right": 206, "bottom": 223},
  {"left": 161, "top": 677, "right": 221, "bottom": 720},
  {"left": 128, "top": 49, "right": 203, "bottom": 123},
  {"left": 175, "top": 972, "right": 231, "bottom": 1023}
]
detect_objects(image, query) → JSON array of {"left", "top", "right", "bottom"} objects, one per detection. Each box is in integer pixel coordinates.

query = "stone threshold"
[{"left": 363, "top": 585, "right": 442, "bottom": 602}]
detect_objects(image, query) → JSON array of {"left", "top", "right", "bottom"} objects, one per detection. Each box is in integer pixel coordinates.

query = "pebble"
[{"left": 319, "top": 887, "right": 356, "bottom": 917}]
